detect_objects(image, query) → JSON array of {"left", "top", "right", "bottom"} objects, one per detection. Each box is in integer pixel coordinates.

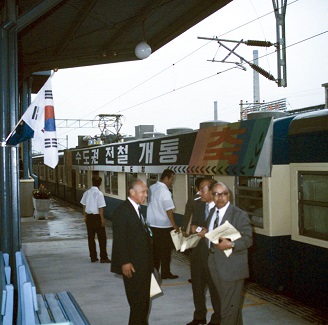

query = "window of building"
[
  {"left": 104, "top": 171, "right": 118, "bottom": 195},
  {"left": 235, "top": 176, "right": 263, "bottom": 228},
  {"left": 298, "top": 171, "right": 328, "bottom": 241}
]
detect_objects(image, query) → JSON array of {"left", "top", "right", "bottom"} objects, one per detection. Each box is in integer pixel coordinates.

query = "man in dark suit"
[
  {"left": 207, "top": 182, "right": 253, "bottom": 325},
  {"left": 181, "top": 177, "right": 204, "bottom": 236},
  {"left": 111, "top": 179, "right": 153, "bottom": 325},
  {"left": 186, "top": 179, "right": 221, "bottom": 325}
]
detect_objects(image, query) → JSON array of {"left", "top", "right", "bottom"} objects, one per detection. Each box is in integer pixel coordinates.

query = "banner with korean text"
[{"left": 188, "top": 117, "right": 273, "bottom": 176}]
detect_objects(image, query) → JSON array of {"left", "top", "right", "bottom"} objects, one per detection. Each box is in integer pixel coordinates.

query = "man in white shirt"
[
  {"left": 147, "top": 169, "right": 178, "bottom": 279},
  {"left": 80, "top": 176, "right": 111, "bottom": 263}
]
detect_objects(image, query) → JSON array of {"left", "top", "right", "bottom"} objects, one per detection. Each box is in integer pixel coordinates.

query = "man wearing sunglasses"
[{"left": 207, "top": 182, "right": 253, "bottom": 325}]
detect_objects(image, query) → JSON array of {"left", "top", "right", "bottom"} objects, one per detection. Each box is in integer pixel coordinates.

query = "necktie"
[
  {"left": 138, "top": 206, "right": 152, "bottom": 237},
  {"left": 213, "top": 210, "right": 220, "bottom": 229},
  {"left": 209, "top": 210, "right": 220, "bottom": 251},
  {"left": 138, "top": 206, "right": 145, "bottom": 225},
  {"left": 205, "top": 203, "right": 210, "bottom": 221}
]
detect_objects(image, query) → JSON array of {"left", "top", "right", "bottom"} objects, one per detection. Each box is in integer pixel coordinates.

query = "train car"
[{"left": 31, "top": 109, "right": 328, "bottom": 310}]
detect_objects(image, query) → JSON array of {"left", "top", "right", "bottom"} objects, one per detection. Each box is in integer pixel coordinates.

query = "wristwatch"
[{"left": 231, "top": 241, "right": 235, "bottom": 249}]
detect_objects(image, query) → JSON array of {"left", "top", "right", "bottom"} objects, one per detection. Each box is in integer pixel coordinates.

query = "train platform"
[{"left": 21, "top": 198, "right": 327, "bottom": 325}]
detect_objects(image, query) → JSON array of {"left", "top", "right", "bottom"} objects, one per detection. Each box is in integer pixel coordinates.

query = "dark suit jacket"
[
  {"left": 207, "top": 204, "right": 252, "bottom": 281},
  {"left": 182, "top": 193, "right": 201, "bottom": 232},
  {"left": 111, "top": 199, "right": 153, "bottom": 275},
  {"left": 190, "top": 200, "right": 209, "bottom": 264}
]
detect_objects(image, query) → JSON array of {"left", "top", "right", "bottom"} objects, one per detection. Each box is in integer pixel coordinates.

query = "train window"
[
  {"left": 78, "top": 170, "right": 87, "bottom": 189},
  {"left": 39, "top": 165, "right": 45, "bottom": 180},
  {"left": 125, "top": 173, "right": 138, "bottom": 197},
  {"left": 104, "top": 171, "right": 118, "bottom": 195},
  {"left": 58, "top": 166, "right": 64, "bottom": 184},
  {"left": 299, "top": 172, "right": 328, "bottom": 241},
  {"left": 47, "top": 167, "right": 55, "bottom": 182},
  {"left": 147, "top": 173, "right": 158, "bottom": 188},
  {"left": 235, "top": 176, "right": 263, "bottom": 228}
]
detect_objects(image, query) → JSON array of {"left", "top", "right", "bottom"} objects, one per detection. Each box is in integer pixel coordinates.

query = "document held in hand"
[
  {"left": 205, "top": 220, "right": 241, "bottom": 257},
  {"left": 170, "top": 229, "right": 201, "bottom": 252},
  {"left": 150, "top": 273, "right": 163, "bottom": 299}
]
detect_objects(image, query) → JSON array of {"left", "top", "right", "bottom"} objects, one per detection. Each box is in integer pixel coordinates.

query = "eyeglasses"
[{"left": 213, "top": 192, "right": 228, "bottom": 197}]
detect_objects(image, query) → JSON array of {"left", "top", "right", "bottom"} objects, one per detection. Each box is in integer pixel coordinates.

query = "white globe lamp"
[{"left": 135, "top": 41, "right": 152, "bottom": 59}]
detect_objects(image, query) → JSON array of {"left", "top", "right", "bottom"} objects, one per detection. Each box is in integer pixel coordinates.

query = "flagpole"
[{"left": 4, "top": 116, "right": 23, "bottom": 144}]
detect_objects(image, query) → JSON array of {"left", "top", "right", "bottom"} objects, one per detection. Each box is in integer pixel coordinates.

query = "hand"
[
  {"left": 182, "top": 231, "right": 190, "bottom": 237},
  {"left": 173, "top": 225, "right": 179, "bottom": 233},
  {"left": 197, "top": 227, "right": 207, "bottom": 238},
  {"left": 122, "top": 263, "right": 135, "bottom": 278},
  {"left": 101, "top": 219, "right": 106, "bottom": 227},
  {"left": 190, "top": 225, "right": 197, "bottom": 234},
  {"left": 216, "top": 238, "right": 232, "bottom": 251}
]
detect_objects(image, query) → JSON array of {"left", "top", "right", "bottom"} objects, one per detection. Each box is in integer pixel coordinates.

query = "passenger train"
[{"left": 32, "top": 108, "right": 328, "bottom": 311}]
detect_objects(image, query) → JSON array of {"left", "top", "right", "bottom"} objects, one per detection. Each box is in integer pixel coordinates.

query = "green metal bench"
[
  {"left": 0, "top": 252, "right": 14, "bottom": 325},
  {"left": 16, "top": 250, "right": 90, "bottom": 325}
]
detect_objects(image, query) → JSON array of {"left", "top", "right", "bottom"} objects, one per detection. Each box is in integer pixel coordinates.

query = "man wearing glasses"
[{"left": 207, "top": 182, "right": 253, "bottom": 325}]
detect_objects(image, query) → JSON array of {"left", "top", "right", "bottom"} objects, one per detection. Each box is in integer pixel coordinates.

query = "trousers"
[
  {"left": 150, "top": 227, "right": 173, "bottom": 276},
  {"left": 86, "top": 214, "right": 108, "bottom": 260}
]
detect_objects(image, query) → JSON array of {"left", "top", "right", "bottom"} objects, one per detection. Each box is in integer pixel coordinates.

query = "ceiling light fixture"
[
  {"left": 135, "top": 41, "right": 151, "bottom": 59},
  {"left": 135, "top": 20, "right": 152, "bottom": 59}
]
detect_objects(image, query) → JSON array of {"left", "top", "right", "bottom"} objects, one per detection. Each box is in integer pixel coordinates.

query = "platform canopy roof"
[{"left": 1, "top": 0, "right": 232, "bottom": 89}]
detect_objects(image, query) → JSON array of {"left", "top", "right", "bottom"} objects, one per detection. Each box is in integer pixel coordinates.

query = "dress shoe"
[
  {"left": 100, "top": 258, "right": 111, "bottom": 263},
  {"left": 186, "top": 320, "right": 206, "bottom": 325},
  {"left": 207, "top": 322, "right": 220, "bottom": 325},
  {"left": 91, "top": 258, "right": 99, "bottom": 263},
  {"left": 161, "top": 273, "right": 178, "bottom": 279}
]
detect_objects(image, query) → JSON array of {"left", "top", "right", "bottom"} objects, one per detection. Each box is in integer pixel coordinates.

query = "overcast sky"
[{"left": 50, "top": 0, "right": 328, "bottom": 149}]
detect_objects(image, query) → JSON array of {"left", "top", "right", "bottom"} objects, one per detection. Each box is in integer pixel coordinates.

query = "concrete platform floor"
[{"left": 21, "top": 198, "right": 326, "bottom": 325}]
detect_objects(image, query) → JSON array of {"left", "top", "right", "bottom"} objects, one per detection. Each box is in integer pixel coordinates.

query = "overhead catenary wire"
[
  {"left": 89, "top": 30, "right": 328, "bottom": 114},
  {"left": 60, "top": 1, "right": 289, "bottom": 122},
  {"left": 57, "top": 0, "right": 327, "bottom": 140},
  {"left": 57, "top": 27, "right": 328, "bottom": 140}
]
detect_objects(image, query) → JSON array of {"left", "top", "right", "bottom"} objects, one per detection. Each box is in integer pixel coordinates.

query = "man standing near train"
[
  {"left": 80, "top": 176, "right": 111, "bottom": 263},
  {"left": 147, "top": 169, "right": 179, "bottom": 279},
  {"left": 186, "top": 178, "right": 221, "bottom": 325},
  {"left": 207, "top": 182, "right": 252, "bottom": 325},
  {"left": 111, "top": 179, "right": 153, "bottom": 325}
]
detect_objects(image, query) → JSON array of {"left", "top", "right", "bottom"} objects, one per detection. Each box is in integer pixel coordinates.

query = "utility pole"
[
  {"left": 253, "top": 50, "right": 260, "bottom": 108},
  {"left": 273, "top": 0, "right": 287, "bottom": 87}
]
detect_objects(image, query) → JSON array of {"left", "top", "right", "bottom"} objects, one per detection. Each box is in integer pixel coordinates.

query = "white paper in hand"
[
  {"left": 170, "top": 229, "right": 183, "bottom": 251},
  {"left": 205, "top": 220, "right": 241, "bottom": 257},
  {"left": 150, "top": 273, "right": 163, "bottom": 299}
]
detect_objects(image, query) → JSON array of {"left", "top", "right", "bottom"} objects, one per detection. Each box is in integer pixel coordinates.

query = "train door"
[{"left": 187, "top": 175, "right": 196, "bottom": 199}]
